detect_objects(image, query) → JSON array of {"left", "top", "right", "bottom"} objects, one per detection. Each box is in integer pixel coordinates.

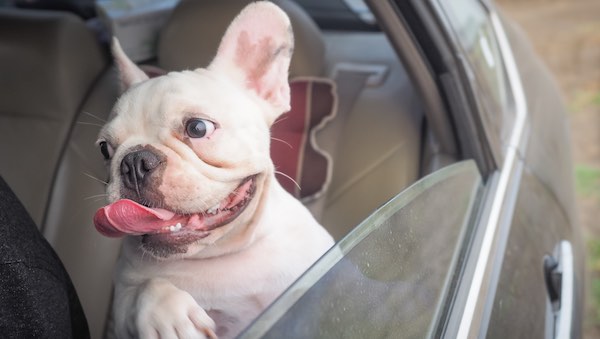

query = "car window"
[
  {"left": 436, "top": 0, "right": 516, "bottom": 158},
  {"left": 240, "top": 161, "right": 482, "bottom": 338}
]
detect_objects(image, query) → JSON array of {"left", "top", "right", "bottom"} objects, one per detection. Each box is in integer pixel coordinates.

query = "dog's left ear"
[
  {"left": 112, "top": 38, "right": 149, "bottom": 92},
  {"left": 208, "top": 2, "right": 293, "bottom": 125}
]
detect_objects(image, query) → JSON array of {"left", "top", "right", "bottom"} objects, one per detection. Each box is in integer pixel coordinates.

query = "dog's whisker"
[
  {"left": 139, "top": 245, "right": 149, "bottom": 261},
  {"left": 271, "top": 115, "right": 289, "bottom": 126},
  {"left": 83, "top": 197, "right": 107, "bottom": 204},
  {"left": 83, "top": 193, "right": 108, "bottom": 201},
  {"left": 230, "top": 189, "right": 243, "bottom": 198},
  {"left": 83, "top": 111, "right": 107, "bottom": 123},
  {"left": 83, "top": 172, "right": 108, "bottom": 185},
  {"left": 76, "top": 121, "right": 105, "bottom": 128},
  {"left": 199, "top": 199, "right": 211, "bottom": 214},
  {"left": 274, "top": 170, "right": 301, "bottom": 191},
  {"left": 271, "top": 137, "right": 293, "bottom": 149}
]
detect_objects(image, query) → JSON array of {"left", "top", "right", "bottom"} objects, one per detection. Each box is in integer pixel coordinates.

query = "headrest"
[
  {"left": 157, "top": 0, "right": 325, "bottom": 77},
  {"left": 0, "top": 9, "right": 106, "bottom": 120}
]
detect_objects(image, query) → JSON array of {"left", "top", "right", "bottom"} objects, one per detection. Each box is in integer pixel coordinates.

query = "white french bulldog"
[{"left": 93, "top": 2, "right": 334, "bottom": 338}]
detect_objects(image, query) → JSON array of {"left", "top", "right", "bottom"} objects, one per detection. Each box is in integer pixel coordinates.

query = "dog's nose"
[{"left": 120, "top": 150, "right": 162, "bottom": 191}]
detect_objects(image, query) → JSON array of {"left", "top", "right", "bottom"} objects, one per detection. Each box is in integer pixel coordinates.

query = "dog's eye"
[
  {"left": 185, "top": 118, "right": 216, "bottom": 139},
  {"left": 98, "top": 141, "right": 114, "bottom": 160}
]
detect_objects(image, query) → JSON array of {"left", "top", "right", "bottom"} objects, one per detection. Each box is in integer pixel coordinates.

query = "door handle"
[{"left": 543, "top": 241, "right": 574, "bottom": 339}]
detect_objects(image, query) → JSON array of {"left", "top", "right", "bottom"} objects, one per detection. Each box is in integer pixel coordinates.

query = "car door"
[{"left": 373, "top": 0, "right": 583, "bottom": 338}]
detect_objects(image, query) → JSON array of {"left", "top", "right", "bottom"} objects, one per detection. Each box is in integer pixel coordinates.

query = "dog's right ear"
[
  {"left": 112, "top": 38, "right": 149, "bottom": 92},
  {"left": 208, "top": 2, "right": 293, "bottom": 125}
]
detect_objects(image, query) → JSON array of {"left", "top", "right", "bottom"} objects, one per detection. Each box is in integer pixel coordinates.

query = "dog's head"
[{"left": 94, "top": 2, "right": 293, "bottom": 259}]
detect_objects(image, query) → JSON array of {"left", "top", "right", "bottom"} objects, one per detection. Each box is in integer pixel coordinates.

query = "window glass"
[
  {"left": 437, "top": 0, "right": 515, "bottom": 156},
  {"left": 240, "top": 161, "right": 482, "bottom": 338}
]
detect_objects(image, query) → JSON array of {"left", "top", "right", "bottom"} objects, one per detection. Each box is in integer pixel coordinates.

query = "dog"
[{"left": 93, "top": 2, "right": 334, "bottom": 338}]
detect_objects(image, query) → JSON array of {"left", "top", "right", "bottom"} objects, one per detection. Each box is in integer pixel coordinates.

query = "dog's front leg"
[{"left": 115, "top": 278, "right": 217, "bottom": 339}]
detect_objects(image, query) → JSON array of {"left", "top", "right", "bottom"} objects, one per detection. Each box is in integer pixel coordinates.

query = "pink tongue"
[{"left": 94, "top": 199, "right": 177, "bottom": 237}]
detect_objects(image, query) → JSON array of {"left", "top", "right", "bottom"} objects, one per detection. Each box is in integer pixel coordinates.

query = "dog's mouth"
[{"left": 94, "top": 176, "right": 257, "bottom": 239}]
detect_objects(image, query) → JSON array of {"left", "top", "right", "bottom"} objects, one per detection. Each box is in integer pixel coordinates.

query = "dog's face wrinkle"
[{"left": 179, "top": 137, "right": 229, "bottom": 170}]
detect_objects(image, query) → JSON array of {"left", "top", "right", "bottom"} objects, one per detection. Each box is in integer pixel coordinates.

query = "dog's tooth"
[
  {"left": 207, "top": 205, "right": 219, "bottom": 215},
  {"left": 165, "top": 223, "right": 182, "bottom": 233}
]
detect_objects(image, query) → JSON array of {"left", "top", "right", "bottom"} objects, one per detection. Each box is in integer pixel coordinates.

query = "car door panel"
[
  {"left": 486, "top": 170, "right": 582, "bottom": 339},
  {"left": 377, "top": 0, "right": 582, "bottom": 337}
]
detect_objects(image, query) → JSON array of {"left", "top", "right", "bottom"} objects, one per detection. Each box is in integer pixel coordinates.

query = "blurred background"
[{"left": 497, "top": 0, "right": 600, "bottom": 337}]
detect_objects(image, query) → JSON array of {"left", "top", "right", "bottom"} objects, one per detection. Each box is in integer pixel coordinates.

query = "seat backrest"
[
  {"left": 43, "top": 69, "right": 121, "bottom": 339},
  {"left": 0, "top": 9, "right": 122, "bottom": 338},
  {"left": 0, "top": 9, "right": 107, "bottom": 227},
  {"left": 157, "top": 0, "right": 325, "bottom": 78}
]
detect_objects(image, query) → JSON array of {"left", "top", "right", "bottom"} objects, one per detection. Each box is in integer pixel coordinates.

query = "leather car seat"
[
  {"left": 157, "top": 0, "right": 325, "bottom": 77},
  {"left": 0, "top": 9, "right": 106, "bottom": 227},
  {"left": 0, "top": 9, "right": 121, "bottom": 338}
]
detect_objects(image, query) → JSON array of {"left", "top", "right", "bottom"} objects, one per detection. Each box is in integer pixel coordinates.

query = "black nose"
[{"left": 120, "top": 150, "right": 162, "bottom": 192}]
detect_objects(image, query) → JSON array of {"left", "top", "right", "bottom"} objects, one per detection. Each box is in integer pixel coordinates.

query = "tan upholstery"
[
  {"left": 0, "top": 9, "right": 106, "bottom": 226},
  {"left": 0, "top": 9, "right": 120, "bottom": 338},
  {"left": 157, "top": 0, "right": 325, "bottom": 77},
  {"left": 316, "top": 32, "right": 423, "bottom": 239},
  {"left": 44, "top": 69, "right": 122, "bottom": 339}
]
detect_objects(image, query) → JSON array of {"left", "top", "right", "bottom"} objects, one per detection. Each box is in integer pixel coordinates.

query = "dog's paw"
[{"left": 132, "top": 278, "right": 217, "bottom": 339}]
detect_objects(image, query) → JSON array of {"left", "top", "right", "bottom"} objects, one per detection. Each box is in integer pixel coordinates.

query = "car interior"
[{"left": 0, "top": 0, "right": 459, "bottom": 337}]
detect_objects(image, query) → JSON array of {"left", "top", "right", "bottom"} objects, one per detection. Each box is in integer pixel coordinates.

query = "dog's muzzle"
[{"left": 120, "top": 148, "right": 163, "bottom": 194}]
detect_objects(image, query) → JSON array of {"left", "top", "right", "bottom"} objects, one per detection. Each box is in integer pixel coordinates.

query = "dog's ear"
[
  {"left": 208, "top": 2, "right": 293, "bottom": 124},
  {"left": 112, "top": 38, "right": 149, "bottom": 92}
]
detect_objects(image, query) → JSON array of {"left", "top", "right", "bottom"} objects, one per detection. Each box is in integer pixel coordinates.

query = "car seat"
[{"left": 0, "top": 9, "right": 121, "bottom": 337}]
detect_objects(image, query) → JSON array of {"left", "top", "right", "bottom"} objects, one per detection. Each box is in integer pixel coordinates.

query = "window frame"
[
  {"left": 366, "top": 0, "right": 529, "bottom": 337},
  {"left": 369, "top": 0, "right": 498, "bottom": 177}
]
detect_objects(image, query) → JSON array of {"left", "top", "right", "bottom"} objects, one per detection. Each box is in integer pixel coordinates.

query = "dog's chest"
[
  {"left": 163, "top": 247, "right": 300, "bottom": 337},
  {"left": 202, "top": 288, "right": 279, "bottom": 338}
]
